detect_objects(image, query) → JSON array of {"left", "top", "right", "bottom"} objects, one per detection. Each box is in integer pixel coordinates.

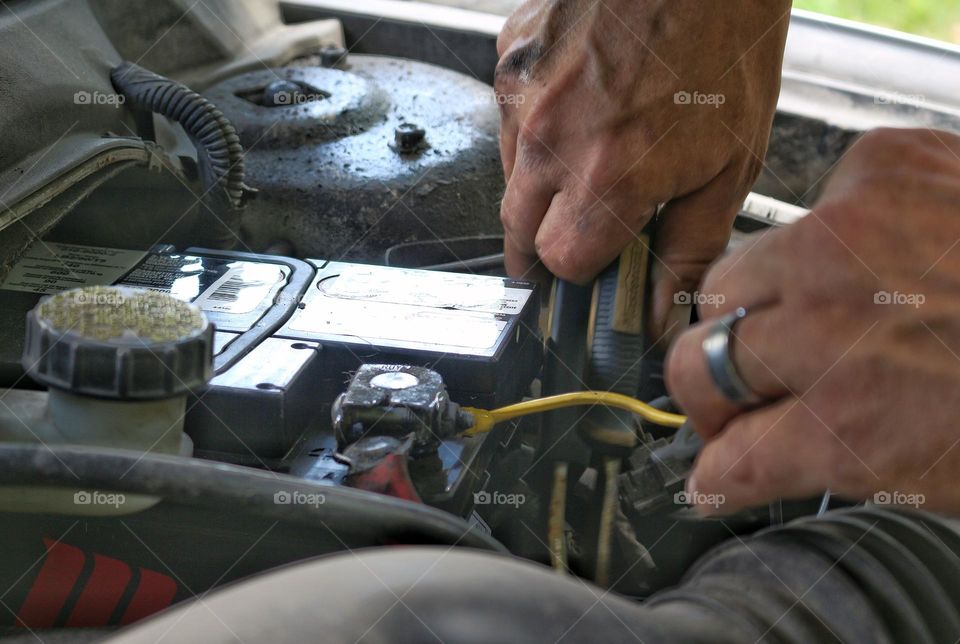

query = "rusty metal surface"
[{"left": 204, "top": 55, "right": 504, "bottom": 261}]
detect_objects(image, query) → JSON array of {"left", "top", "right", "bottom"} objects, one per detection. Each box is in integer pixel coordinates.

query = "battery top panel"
[{"left": 279, "top": 262, "right": 536, "bottom": 359}]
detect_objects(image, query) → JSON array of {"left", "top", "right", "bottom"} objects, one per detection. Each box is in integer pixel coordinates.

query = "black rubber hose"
[
  {"left": 111, "top": 61, "right": 244, "bottom": 207},
  {"left": 111, "top": 61, "right": 246, "bottom": 245},
  {"left": 104, "top": 508, "right": 960, "bottom": 644},
  {"left": 0, "top": 443, "right": 506, "bottom": 553}
]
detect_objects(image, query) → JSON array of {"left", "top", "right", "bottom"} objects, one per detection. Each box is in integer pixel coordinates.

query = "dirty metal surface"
[{"left": 204, "top": 55, "right": 505, "bottom": 262}]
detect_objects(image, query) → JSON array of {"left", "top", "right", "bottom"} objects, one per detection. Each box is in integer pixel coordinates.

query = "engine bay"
[{"left": 2, "top": 1, "right": 960, "bottom": 642}]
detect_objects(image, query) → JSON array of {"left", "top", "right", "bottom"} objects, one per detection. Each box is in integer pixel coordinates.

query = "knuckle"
[
  {"left": 536, "top": 236, "right": 591, "bottom": 283},
  {"left": 499, "top": 197, "right": 533, "bottom": 242},
  {"left": 581, "top": 154, "right": 620, "bottom": 196},
  {"left": 499, "top": 202, "right": 519, "bottom": 232},
  {"left": 493, "top": 61, "right": 515, "bottom": 93},
  {"left": 538, "top": 249, "right": 578, "bottom": 281}
]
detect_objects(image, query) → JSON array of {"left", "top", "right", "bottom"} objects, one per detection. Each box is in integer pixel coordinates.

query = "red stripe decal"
[
  {"left": 119, "top": 568, "right": 178, "bottom": 624},
  {"left": 16, "top": 538, "right": 86, "bottom": 628},
  {"left": 65, "top": 554, "right": 133, "bottom": 627}
]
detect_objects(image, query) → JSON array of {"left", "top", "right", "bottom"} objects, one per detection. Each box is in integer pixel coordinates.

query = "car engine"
[{"left": 1, "top": 1, "right": 960, "bottom": 642}]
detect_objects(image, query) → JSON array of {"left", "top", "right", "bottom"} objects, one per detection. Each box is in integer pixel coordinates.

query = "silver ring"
[{"left": 702, "top": 307, "right": 764, "bottom": 405}]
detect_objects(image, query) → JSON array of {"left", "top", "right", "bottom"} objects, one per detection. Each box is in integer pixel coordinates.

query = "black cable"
[{"left": 111, "top": 62, "right": 248, "bottom": 247}]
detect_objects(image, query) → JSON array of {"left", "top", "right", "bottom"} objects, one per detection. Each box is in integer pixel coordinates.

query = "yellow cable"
[{"left": 462, "top": 391, "right": 687, "bottom": 437}]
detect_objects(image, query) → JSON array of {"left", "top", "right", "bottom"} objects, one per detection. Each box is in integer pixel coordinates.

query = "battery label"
[
  {"left": 326, "top": 265, "right": 532, "bottom": 315},
  {"left": 288, "top": 296, "right": 507, "bottom": 353},
  {"left": 118, "top": 255, "right": 289, "bottom": 315},
  {"left": 1, "top": 242, "right": 146, "bottom": 294},
  {"left": 284, "top": 264, "right": 535, "bottom": 356},
  {"left": 192, "top": 263, "right": 288, "bottom": 314}
]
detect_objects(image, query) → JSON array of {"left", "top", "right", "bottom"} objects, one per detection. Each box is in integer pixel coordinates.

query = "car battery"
[
  {"left": 273, "top": 259, "right": 541, "bottom": 409},
  {"left": 0, "top": 244, "right": 541, "bottom": 462}
]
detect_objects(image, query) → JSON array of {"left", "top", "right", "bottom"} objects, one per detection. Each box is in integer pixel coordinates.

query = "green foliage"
[{"left": 794, "top": 0, "right": 960, "bottom": 43}]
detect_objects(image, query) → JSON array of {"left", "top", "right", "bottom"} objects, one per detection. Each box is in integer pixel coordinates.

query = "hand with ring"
[{"left": 665, "top": 128, "right": 960, "bottom": 516}]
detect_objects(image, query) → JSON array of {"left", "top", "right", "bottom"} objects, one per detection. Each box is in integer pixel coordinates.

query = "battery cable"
[{"left": 462, "top": 392, "right": 687, "bottom": 437}]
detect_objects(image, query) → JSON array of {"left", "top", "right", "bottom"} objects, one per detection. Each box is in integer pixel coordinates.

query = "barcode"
[{"left": 207, "top": 275, "right": 248, "bottom": 302}]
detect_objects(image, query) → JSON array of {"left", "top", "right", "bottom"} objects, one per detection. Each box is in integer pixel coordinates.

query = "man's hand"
[
  {"left": 496, "top": 0, "right": 791, "bottom": 341},
  {"left": 666, "top": 128, "right": 960, "bottom": 516}
]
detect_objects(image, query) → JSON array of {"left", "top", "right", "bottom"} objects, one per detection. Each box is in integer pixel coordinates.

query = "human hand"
[
  {"left": 665, "top": 128, "right": 960, "bottom": 516},
  {"left": 495, "top": 0, "right": 791, "bottom": 341}
]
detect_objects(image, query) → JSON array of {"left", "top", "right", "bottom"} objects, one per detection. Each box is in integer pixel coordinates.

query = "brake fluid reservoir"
[{"left": 0, "top": 286, "right": 213, "bottom": 514}]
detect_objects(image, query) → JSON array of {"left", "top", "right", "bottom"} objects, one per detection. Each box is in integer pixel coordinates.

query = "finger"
[
  {"left": 534, "top": 188, "right": 656, "bottom": 284},
  {"left": 665, "top": 304, "right": 810, "bottom": 439},
  {"left": 686, "top": 398, "right": 832, "bottom": 515},
  {"left": 648, "top": 165, "right": 750, "bottom": 343},
  {"left": 501, "top": 164, "right": 557, "bottom": 280},
  {"left": 494, "top": 32, "right": 536, "bottom": 179},
  {"left": 499, "top": 115, "right": 520, "bottom": 180},
  {"left": 494, "top": 62, "right": 529, "bottom": 180},
  {"left": 505, "top": 233, "right": 552, "bottom": 284},
  {"left": 697, "top": 227, "right": 788, "bottom": 320}
]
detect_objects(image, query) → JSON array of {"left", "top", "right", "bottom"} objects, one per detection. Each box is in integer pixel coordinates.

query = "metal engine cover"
[{"left": 204, "top": 55, "right": 505, "bottom": 261}]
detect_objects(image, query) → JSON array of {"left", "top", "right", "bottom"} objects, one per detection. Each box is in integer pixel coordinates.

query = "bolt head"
[
  {"left": 262, "top": 80, "right": 302, "bottom": 107},
  {"left": 394, "top": 123, "right": 426, "bottom": 152},
  {"left": 320, "top": 46, "right": 348, "bottom": 68}
]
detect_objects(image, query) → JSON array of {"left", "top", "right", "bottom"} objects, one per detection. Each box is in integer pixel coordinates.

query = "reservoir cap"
[{"left": 22, "top": 286, "right": 213, "bottom": 399}]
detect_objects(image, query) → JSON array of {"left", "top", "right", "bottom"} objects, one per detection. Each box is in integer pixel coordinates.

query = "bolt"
[
  {"left": 262, "top": 80, "right": 302, "bottom": 107},
  {"left": 394, "top": 123, "right": 426, "bottom": 153},
  {"left": 320, "top": 46, "right": 348, "bottom": 68}
]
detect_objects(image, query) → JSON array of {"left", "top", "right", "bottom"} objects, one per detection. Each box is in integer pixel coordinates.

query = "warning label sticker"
[
  {"left": 1, "top": 242, "right": 146, "bottom": 295},
  {"left": 287, "top": 296, "right": 508, "bottom": 354},
  {"left": 285, "top": 264, "right": 535, "bottom": 356},
  {"left": 192, "top": 263, "right": 289, "bottom": 315},
  {"left": 1, "top": 242, "right": 289, "bottom": 321},
  {"left": 118, "top": 255, "right": 289, "bottom": 315},
  {"left": 326, "top": 265, "right": 532, "bottom": 315}
]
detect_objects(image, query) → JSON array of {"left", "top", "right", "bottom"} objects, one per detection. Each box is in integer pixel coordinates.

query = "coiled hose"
[{"left": 111, "top": 61, "right": 247, "bottom": 247}]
